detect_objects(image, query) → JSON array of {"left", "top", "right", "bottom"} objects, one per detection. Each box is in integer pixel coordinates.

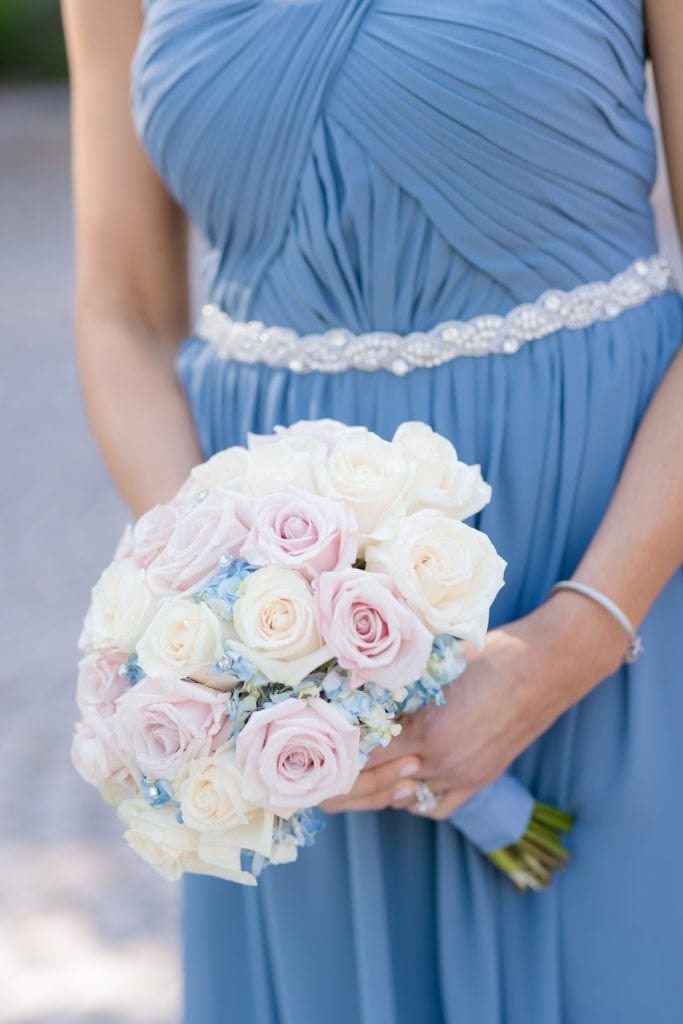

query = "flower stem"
[{"left": 487, "top": 801, "right": 574, "bottom": 892}]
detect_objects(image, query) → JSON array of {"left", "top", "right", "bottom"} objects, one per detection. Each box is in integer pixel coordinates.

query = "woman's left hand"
[{"left": 319, "top": 590, "right": 628, "bottom": 820}]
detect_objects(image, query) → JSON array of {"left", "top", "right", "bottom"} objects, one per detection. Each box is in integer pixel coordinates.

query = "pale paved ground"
[
  {"left": 0, "top": 78, "right": 680, "bottom": 1024},
  {"left": 0, "top": 85, "right": 180, "bottom": 1024}
]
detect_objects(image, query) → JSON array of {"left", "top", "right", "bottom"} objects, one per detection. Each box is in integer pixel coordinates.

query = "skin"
[{"left": 62, "top": 0, "right": 683, "bottom": 819}]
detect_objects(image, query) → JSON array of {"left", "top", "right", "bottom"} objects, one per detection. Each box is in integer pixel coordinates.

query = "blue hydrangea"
[
  {"left": 118, "top": 653, "right": 145, "bottom": 686},
  {"left": 213, "top": 641, "right": 259, "bottom": 683},
  {"left": 194, "top": 557, "right": 258, "bottom": 620},
  {"left": 424, "top": 634, "right": 466, "bottom": 686}
]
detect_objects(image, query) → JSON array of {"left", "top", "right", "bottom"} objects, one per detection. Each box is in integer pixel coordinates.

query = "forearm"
[
  {"left": 569, "top": 343, "right": 683, "bottom": 624},
  {"left": 536, "top": 342, "right": 683, "bottom": 703},
  {"left": 77, "top": 315, "right": 203, "bottom": 517}
]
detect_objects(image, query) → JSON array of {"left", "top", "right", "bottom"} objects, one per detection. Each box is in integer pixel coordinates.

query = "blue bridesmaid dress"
[{"left": 130, "top": 3, "right": 683, "bottom": 1021}]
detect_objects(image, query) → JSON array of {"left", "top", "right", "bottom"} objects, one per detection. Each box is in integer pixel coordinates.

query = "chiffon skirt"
[{"left": 177, "top": 290, "right": 683, "bottom": 1023}]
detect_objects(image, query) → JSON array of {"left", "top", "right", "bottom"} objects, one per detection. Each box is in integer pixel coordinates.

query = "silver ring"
[{"left": 413, "top": 779, "right": 440, "bottom": 815}]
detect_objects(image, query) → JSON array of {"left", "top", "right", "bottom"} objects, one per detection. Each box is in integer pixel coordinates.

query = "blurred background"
[
  {"left": 0, "top": 3, "right": 681, "bottom": 1023},
  {"left": 1, "top": 3, "right": 180, "bottom": 1024}
]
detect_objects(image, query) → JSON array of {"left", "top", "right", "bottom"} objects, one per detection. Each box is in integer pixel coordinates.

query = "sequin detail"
[{"left": 195, "top": 255, "right": 676, "bottom": 376}]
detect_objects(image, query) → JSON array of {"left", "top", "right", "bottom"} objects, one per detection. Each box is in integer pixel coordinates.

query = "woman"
[{"left": 62, "top": 1, "right": 683, "bottom": 1021}]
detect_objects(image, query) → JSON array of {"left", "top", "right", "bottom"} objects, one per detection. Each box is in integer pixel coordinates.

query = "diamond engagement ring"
[{"left": 414, "top": 780, "right": 440, "bottom": 815}]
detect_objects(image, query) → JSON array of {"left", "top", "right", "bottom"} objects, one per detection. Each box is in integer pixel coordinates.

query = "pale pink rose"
[
  {"left": 114, "top": 676, "right": 232, "bottom": 781},
  {"left": 235, "top": 697, "right": 360, "bottom": 817},
  {"left": 240, "top": 487, "right": 358, "bottom": 580},
  {"left": 167, "top": 477, "right": 200, "bottom": 517},
  {"left": 71, "top": 714, "right": 134, "bottom": 804},
  {"left": 313, "top": 568, "right": 433, "bottom": 690},
  {"left": 121, "top": 503, "right": 181, "bottom": 569},
  {"left": 113, "top": 524, "right": 135, "bottom": 561},
  {"left": 76, "top": 653, "right": 130, "bottom": 719},
  {"left": 146, "top": 492, "right": 251, "bottom": 596},
  {"left": 247, "top": 418, "right": 349, "bottom": 453}
]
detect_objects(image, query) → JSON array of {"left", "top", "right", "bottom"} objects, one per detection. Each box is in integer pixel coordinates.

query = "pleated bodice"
[{"left": 131, "top": 0, "right": 658, "bottom": 334}]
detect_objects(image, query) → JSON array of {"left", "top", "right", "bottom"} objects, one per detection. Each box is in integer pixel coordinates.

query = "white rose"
[
  {"left": 116, "top": 799, "right": 260, "bottom": 885},
  {"left": 248, "top": 419, "right": 350, "bottom": 453},
  {"left": 364, "top": 509, "right": 506, "bottom": 647},
  {"left": 392, "top": 422, "right": 492, "bottom": 520},
  {"left": 232, "top": 566, "right": 330, "bottom": 686},
  {"left": 80, "top": 559, "right": 157, "bottom": 655},
  {"left": 175, "top": 749, "right": 274, "bottom": 860},
  {"left": 189, "top": 446, "right": 249, "bottom": 493},
  {"left": 137, "top": 600, "right": 227, "bottom": 683},
  {"left": 243, "top": 437, "right": 327, "bottom": 497},
  {"left": 319, "top": 428, "right": 412, "bottom": 537}
]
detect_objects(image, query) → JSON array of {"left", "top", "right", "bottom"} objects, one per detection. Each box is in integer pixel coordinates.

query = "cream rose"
[
  {"left": 319, "top": 427, "right": 412, "bottom": 537},
  {"left": 243, "top": 437, "right": 327, "bottom": 497},
  {"left": 80, "top": 559, "right": 157, "bottom": 655},
  {"left": 232, "top": 566, "right": 330, "bottom": 686},
  {"left": 116, "top": 799, "right": 260, "bottom": 885},
  {"left": 235, "top": 697, "right": 360, "bottom": 817},
  {"left": 174, "top": 747, "right": 274, "bottom": 858},
  {"left": 189, "top": 446, "right": 249, "bottom": 494},
  {"left": 137, "top": 600, "right": 227, "bottom": 684},
  {"left": 364, "top": 509, "right": 506, "bottom": 646},
  {"left": 392, "top": 421, "right": 492, "bottom": 520},
  {"left": 113, "top": 675, "right": 231, "bottom": 781}
]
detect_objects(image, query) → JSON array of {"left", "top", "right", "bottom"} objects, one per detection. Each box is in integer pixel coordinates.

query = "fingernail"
[
  {"left": 393, "top": 785, "right": 414, "bottom": 801},
  {"left": 398, "top": 762, "right": 420, "bottom": 778}
]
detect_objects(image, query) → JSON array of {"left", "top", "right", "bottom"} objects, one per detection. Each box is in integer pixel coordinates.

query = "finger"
[
  {"left": 319, "top": 756, "right": 421, "bottom": 814},
  {"left": 405, "top": 786, "right": 472, "bottom": 822},
  {"left": 323, "top": 779, "right": 417, "bottom": 814},
  {"left": 389, "top": 778, "right": 419, "bottom": 809},
  {"left": 366, "top": 727, "right": 418, "bottom": 769}
]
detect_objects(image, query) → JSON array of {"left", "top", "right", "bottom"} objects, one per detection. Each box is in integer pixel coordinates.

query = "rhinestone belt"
[{"left": 195, "top": 254, "right": 675, "bottom": 377}]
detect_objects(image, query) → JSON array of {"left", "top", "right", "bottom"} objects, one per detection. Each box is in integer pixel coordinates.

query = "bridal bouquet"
[{"left": 72, "top": 419, "right": 571, "bottom": 889}]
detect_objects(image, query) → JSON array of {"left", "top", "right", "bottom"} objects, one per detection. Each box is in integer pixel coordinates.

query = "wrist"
[{"left": 532, "top": 589, "right": 628, "bottom": 701}]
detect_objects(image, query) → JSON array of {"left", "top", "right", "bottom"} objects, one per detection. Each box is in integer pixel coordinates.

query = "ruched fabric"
[{"left": 130, "top": 3, "right": 683, "bottom": 1021}]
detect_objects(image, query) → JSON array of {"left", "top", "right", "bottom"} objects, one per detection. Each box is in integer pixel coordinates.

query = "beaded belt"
[{"left": 195, "top": 254, "right": 675, "bottom": 377}]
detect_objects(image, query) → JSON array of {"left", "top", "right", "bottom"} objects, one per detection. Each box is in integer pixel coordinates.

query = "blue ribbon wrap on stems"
[{"left": 448, "top": 772, "right": 535, "bottom": 854}]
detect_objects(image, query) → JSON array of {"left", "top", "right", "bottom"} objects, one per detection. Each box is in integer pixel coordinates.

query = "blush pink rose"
[
  {"left": 71, "top": 714, "right": 134, "bottom": 804},
  {"left": 146, "top": 492, "right": 252, "bottom": 597},
  {"left": 114, "top": 503, "right": 181, "bottom": 569},
  {"left": 240, "top": 487, "right": 358, "bottom": 579},
  {"left": 114, "top": 676, "right": 232, "bottom": 781},
  {"left": 76, "top": 653, "right": 129, "bottom": 719},
  {"left": 171, "top": 473, "right": 209, "bottom": 508},
  {"left": 235, "top": 697, "right": 360, "bottom": 817},
  {"left": 313, "top": 568, "right": 433, "bottom": 691}
]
